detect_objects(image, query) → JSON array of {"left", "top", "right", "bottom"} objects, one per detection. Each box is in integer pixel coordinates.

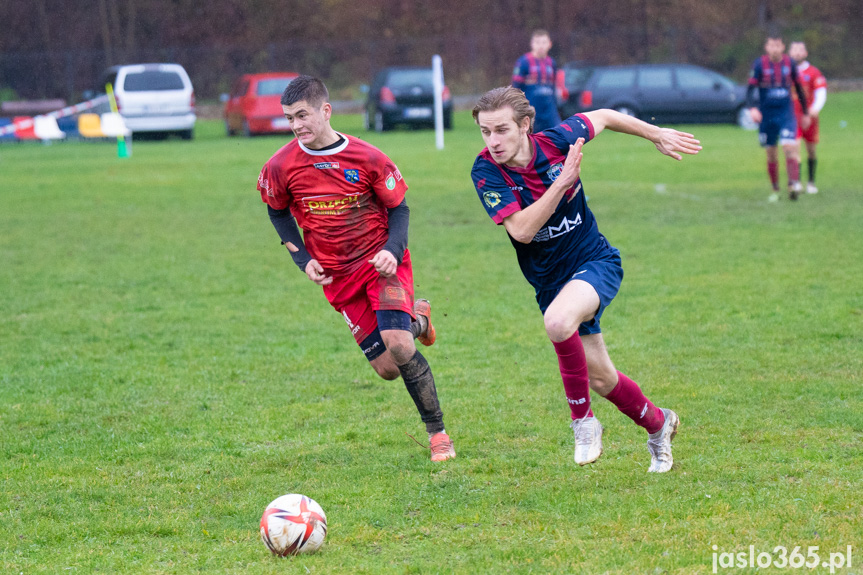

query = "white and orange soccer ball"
[{"left": 260, "top": 494, "right": 327, "bottom": 556}]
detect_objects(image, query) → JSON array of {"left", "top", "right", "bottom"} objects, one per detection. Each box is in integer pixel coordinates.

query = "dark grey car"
[
  {"left": 364, "top": 67, "right": 453, "bottom": 132},
  {"left": 557, "top": 63, "right": 753, "bottom": 127}
]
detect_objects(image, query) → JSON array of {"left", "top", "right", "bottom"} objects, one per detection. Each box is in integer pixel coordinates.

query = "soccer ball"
[{"left": 260, "top": 494, "right": 327, "bottom": 556}]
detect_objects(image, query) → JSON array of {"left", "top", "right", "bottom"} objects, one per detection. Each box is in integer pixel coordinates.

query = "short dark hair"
[
  {"left": 531, "top": 29, "right": 550, "bottom": 40},
  {"left": 472, "top": 86, "right": 536, "bottom": 133},
  {"left": 281, "top": 75, "right": 329, "bottom": 107}
]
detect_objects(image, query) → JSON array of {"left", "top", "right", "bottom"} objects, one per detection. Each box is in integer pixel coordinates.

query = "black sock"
[
  {"left": 808, "top": 158, "right": 817, "bottom": 183},
  {"left": 398, "top": 350, "right": 444, "bottom": 434},
  {"left": 409, "top": 315, "right": 428, "bottom": 339}
]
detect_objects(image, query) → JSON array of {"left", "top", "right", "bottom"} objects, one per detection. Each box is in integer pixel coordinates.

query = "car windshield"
[
  {"left": 123, "top": 71, "right": 185, "bottom": 92},
  {"left": 256, "top": 78, "right": 294, "bottom": 96},
  {"left": 386, "top": 70, "right": 433, "bottom": 89}
]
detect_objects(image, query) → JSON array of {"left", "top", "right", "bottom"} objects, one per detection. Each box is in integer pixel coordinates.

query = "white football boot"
[
  {"left": 647, "top": 408, "right": 680, "bottom": 473},
  {"left": 806, "top": 182, "right": 818, "bottom": 194},
  {"left": 570, "top": 415, "right": 603, "bottom": 465}
]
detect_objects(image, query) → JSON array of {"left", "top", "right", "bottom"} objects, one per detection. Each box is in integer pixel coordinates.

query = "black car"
[
  {"left": 557, "top": 63, "right": 753, "bottom": 127},
  {"left": 364, "top": 67, "right": 453, "bottom": 132}
]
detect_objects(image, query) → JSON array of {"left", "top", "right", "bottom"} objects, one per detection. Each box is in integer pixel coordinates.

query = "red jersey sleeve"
[
  {"left": 812, "top": 68, "right": 827, "bottom": 90},
  {"left": 370, "top": 152, "right": 408, "bottom": 208},
  {"left": 257, "top": 157, "right": 291, "bottom": 211}
]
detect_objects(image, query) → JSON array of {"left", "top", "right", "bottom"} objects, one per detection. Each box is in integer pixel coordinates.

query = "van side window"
[
  {"left": 595, "top": 69, "right": 635, "bottom": 89},
  {"left": 677, "top": 68, "right": 714, "bottom": 90},
  {"left": 638, "top": 68, "right": 673, "bottom": 90}
]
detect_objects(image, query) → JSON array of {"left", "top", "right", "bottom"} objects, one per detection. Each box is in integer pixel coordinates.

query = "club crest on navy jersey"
[
  {"left": 547, "top": 162, "right": 563, "bottom": 182},
  {"left": 483, "top": 191, "right": 501, "bottom": 208}
]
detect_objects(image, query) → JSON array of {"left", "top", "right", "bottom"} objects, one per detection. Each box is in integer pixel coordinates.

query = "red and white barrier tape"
[{"left": 0, "top": 94, "right": 109, "bottom": 136}]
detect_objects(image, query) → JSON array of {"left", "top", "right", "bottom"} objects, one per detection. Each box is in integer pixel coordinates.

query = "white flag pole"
[{"left": 432, "top": 54, "right": 444, "bottom": 150}]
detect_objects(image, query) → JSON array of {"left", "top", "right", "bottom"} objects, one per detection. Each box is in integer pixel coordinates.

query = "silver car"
[{"left": 99, "top": 63, "right": 196, "bottom": 139}]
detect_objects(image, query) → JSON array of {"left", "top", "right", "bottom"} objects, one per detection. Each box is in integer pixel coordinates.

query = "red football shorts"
[
  {"left": 796, "top": 114, "right": 819, "bottom": 143},
  {"left": 322, "top": 249, "right": 415, "bottom": 344}
]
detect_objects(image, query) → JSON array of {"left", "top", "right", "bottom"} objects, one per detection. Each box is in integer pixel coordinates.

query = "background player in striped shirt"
[
  {"left": 257, "top": 76, "right": 455, "bottom": 462},
  {"left": 789, "top": 41, "right": 827, "bottom": 194},
  {"left": 512, "top": 29, "right": 563, "bottom": 133},
  {"left": 747, "top": 34, "right": 809, "bottom": 202},
  {"left": 470, "top": 87, "right": 701, "bottom": 472}
]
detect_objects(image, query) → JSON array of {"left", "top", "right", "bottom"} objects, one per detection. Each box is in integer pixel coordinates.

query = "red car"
[{"left": 224, "top": 72, "right": 299, "bottom": 136}]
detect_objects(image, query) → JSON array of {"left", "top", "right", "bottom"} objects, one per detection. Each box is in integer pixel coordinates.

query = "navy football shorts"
[
  {"left": 759, "top": 107, "right": 798, "bottom": 147},
  {"left": 535, "top": 251, "right": 623, "bottom": 336}
]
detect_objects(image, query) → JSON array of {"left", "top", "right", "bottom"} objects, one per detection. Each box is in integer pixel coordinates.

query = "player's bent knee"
[
  {"left": 543, "top": 314, "right": 580, "bottom": 342},
  {"left": 380, "top": 331, "right": 416, "bottom": 365}
]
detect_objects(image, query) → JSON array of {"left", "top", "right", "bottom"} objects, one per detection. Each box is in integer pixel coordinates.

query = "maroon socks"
[
  {"left": 604, "top": 371, "right": 665, "bottom": 434},
  {"left": 768, "top": 161, "right": 779, "bottom": 190},
  {"left": 552, "top": 332, "right": 593, "bottom": 420}
]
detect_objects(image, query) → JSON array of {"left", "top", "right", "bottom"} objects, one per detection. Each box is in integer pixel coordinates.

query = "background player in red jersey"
[
  {"left": 789, "top": 41, "right": 827, "bottom": 194},
  {"left": 257, "top": 75, "right": 455, "bottom": 462}
]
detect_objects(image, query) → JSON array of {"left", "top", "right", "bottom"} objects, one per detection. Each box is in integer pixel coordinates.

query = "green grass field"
[{"left": 1, "top": 93, "right": 861, "bottom": 574}]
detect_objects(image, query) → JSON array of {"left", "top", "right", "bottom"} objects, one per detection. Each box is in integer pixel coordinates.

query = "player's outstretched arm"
[{"left": 582, "top": 109, "right": 702, "bottom": 160}]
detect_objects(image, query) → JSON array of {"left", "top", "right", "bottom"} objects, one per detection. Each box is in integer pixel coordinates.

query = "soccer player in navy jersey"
[
  {"left": 470, "top": 87, "right": 701, "bottom": 472},
  {"left": 512, "top": 29, "right": 562, "bottom": 132},
  {"left": 257, "top": 76, "right": 455, "bottom": 462},
  {"left": 747, "top": 34, "right": 809, "bottom": 202}
]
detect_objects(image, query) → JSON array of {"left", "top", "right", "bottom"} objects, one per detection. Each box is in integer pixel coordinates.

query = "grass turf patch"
[{"left": 1, "top": 94, "right": 861, "bottom": 574}]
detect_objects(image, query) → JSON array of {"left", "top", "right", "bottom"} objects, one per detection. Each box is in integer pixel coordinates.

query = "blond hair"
[{"left": 472, "top": 86, "right": 536, "bottom": 133}]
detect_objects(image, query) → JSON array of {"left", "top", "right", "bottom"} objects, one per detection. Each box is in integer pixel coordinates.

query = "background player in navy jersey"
[
  {"left": 257, "top": 75, "right": 455, "bottom": 462},
  {"left": 512, "top": 29, "right": 562, "bottom": 132},
  {"left": 747, "top": 34, "right": 809, "bottom": 202},
  {"left": 470, "top": 87, "right": 701, "bottom": 472}
]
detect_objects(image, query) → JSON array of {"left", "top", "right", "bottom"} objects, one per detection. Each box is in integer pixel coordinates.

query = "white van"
[{"left": 99, "top": 63, "right": 196, "bottom": 139}]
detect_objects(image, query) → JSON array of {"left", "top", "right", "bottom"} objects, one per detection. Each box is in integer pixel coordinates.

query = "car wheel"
[
  {"left": 179, "top": 129, "right": 193, "bottom": 140},
  {"left": 363, "top": 110, "right": 370, "bottom": 131},
  {"left": 737, "top": 106, "right": 757, "bottom": 130},
  {"left": 614, "top": 105, "right": 638, "bottom": 117},
  {"left": 242, "top": 120, "right": 252, "bottom": 138},
  {"left": 444, "top": 110, "right": 453, "bottom": 130},
  {"left": 374, "top": 110, "right": 387, "bottom": 132}
]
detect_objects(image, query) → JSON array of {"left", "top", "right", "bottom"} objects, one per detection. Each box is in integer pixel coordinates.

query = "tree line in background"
[{"left": 0, "top": 0, "right": 860, "bottom": 101}]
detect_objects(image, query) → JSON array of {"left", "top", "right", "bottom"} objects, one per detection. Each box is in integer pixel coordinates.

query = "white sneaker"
[
  {"left": 571, "top": 415, "right": 603, "bottom": 465},
  {"left": 806, "top": 182, "right": 818, "bottom": 194},
  {"left": 647, "top": 408, "right": 679, "bottom": 473},
  {"left": 768, "top": 192, "right": 779, "bottom": 203}
]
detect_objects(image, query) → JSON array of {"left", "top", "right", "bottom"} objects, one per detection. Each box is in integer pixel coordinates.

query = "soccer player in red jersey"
[
  {"left": 257, "top": 76, "right": 455, "bottom": 462},
  {"left": 789, "top": 41, "right": 827, "bottom": 194},
  {"left": 471, "top": 87, "right": 701, "bottom": 472}
]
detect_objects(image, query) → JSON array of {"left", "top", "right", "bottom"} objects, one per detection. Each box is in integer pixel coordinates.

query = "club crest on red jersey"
[
  {"left": 344, "top": 169, "right": 360, "bottom": 183},
  {"left": 547, "top": 162, "right": 563, "bottom": 182}
]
